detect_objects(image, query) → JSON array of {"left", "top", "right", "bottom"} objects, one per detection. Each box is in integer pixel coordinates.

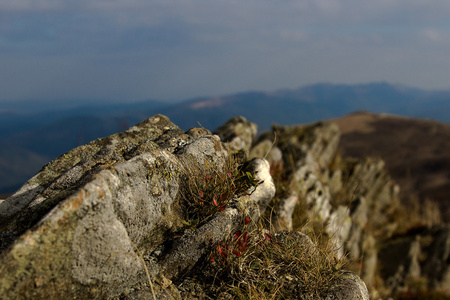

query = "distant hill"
[
  {"left": 1, "top": 82, "right": 449, "bottom": 194},
  {"left": 162, "top": 82, "right": 450, "bottom": 130},
  {"left": 333, "top": 111, "right": 450, "bottom": 221}
]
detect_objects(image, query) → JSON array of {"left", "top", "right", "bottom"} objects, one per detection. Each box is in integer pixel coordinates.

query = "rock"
[
  {"left": 361, "top": 234, "right": 378, "bottom": 290},
  {"left": 0, "top": 115, "right": 186, "bottom": 252},
  {"left": 255, "top": 122, "right": 340, "bottom": 230},
  {"left": 272, "top": 191, "right": 298, "bottom": 231},
  {"left": 292, "top": 163, "right": 332, "bottom": 224},
  {"left": 327, "top": 271, "right": 370, "bottom": 300},
  {"left": 253, "top": 120, "right": 410, "bottom": 298},
  {"left": 249, "top": 139, "right": 283, "bottom": 166},
  {"left": 0, "top": 115, "right": 403, "bottom": 299},
  {"left": 213, "top": 115, "right": 257, "bottom": 155},
  {"left": 0, "top": 115, "right": 276, "bottom": 299},
  {"left": 340, "top": 157, "right": 401, "bottom": 238},
  {"left": 378, "top": 234, "right": 422, "bottom": 291},
  {"left": 327, "top": 205, "right": 352, "bottom": 259},
  {"left": 271, "top": 121, "right": 340, "bottom": 171},
  {"left": 0, "top": 115, "right": 193, "bottom": 298},
  {"left": 379, "top": 225, "right": 450, "bottom": 292},
  {"left": 420, "top": 226, "right": 450, "bottom": 291},
  {"left": 274, "top": 230, "right": 316, "bottom": 248},
  {"left": 346, "top": 196, "right": 369, "bottom": 259}
]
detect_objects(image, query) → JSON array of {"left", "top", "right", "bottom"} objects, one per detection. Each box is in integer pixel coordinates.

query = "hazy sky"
[{"left": 1, "top": 0, "right": 450, "bottom": 103}]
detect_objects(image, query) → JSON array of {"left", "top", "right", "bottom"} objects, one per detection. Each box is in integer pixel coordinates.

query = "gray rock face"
[
  {"left": 0, "top": 116, "right": 193, "bottom": 298},
  {"left": 214, "top": 115, "right": 258, "bottom": 155},
  {"left": 0, "top": 115, "right": 186, "bottom": 251},
  {"left": 0, "top": 115, "right": 377, "bottom": 299},
  {"left": 272, "top": 191, "right": 298, "bottom": 231}
]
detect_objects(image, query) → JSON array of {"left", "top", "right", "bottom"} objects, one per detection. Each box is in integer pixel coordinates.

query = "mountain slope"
[
  {"left": 333, "top": 111, "right": 450, "bottom": 220},
  {"left": 0, "top": 145, "right": 49, "bottom": 193}
]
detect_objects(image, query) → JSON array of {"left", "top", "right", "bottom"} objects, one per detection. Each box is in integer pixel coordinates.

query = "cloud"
[
  {"left": 0, "top": 0, "right": 65, "bottom": 12},
  {"left": 1, "top": 0, "right": 450, "bottom": 102},
  {"left": 280, "top": 30, "right": 309, "bottom": 42},
  {"left": 420, "top": 28, "right": 450, "bottom": 44}
]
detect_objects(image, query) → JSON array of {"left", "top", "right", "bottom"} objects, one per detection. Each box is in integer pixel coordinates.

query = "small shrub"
[{"left": 180, "top": 154, "right": 261, "bottom": 227}]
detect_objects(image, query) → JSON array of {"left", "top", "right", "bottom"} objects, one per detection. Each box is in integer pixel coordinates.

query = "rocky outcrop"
[
  {"left": 251, "top": 120, "right": 450, "bottom": 298},
  {"left": 0, "top": 115, "right": 277, "bottom": 299},
  {"left": 214, "top": 115, "right": 258, "bottom": 155},
  {"left": 7, "top": 113, "right": 447, "bottom": 299},
  {"left": 378, "top": 226, "right": 450, "bottom": 293},
  {"left": 0, "top": 115, "right": 368, "bottom": 299}
]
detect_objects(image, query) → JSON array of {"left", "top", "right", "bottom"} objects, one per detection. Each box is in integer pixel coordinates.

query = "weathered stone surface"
[
  {"left": 271, "top": 121, "right": 340, "bottom": 171},
  {"left": 0, "top": 115, "right": 230, "bottom": 299},
  {"left": 327, "top": 205, "right": 352, "bottom": 259},
  {"left": 293, "top": 163, "right": 332, "bottom": 223},
  {"left": 361, "top": 234, "right": 377, "bottom": 289},
  {"left": 327, "top": 271, "right": 370, "bottom": 300},
  {"left": 340, "top": 157, "right": 401, "bottom": 238},
  {"left": 0, "top": 146, "right": 189, "bottom": 298},
  {"left": 214, "top": 115, "right": 258, "bottom": 155},
  {"left": 0, "top": 115, "right": 186, "bottom": 252},
  {"left": 272, "top": 191, "right": 298, "bottom": 231},
  {"left": 345, "top": 197, "right": 369, "bottom": 259},
  {"left": 249, "top": 139, "right": 283, "bottom": 165},
  {"left": 253, "top": 119, "right": 448, "bottom": 298}
]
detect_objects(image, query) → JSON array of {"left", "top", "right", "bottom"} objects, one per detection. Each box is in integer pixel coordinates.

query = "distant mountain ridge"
[
  {"left": 163, "top": 82, "right": 450, "bottom": 130},
  {"left": 0, "top": 82, "right": 449, "bottom": 194}
]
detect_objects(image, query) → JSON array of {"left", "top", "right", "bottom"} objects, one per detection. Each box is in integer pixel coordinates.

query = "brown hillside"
[{"left": 333, "top": 111, "right": 450, "bottom": 222}]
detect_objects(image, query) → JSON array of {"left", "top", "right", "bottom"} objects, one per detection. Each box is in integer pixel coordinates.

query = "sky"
[{"left": 1, "top": 0, "right": 450, "bottom": 103}]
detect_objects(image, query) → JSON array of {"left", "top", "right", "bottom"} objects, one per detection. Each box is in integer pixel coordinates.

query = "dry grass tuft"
[
  {"left": 179, "top": 154, "right": 260, "bottom": 227},
  {"left": 202, "top": 218, "right": 347, "bottom": 299}
]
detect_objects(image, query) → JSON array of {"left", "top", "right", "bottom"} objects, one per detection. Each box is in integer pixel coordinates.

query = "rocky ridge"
[{"left": 0, "top": 114, "right": 448, "bottom": 299}]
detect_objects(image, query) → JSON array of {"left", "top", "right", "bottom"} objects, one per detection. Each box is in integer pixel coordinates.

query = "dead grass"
[
  {"left": 179, "top": 153, "right": 260, "bottom": 227},
  {"left": 200, "top": 217, "right": 348, "bottom": 299}
]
